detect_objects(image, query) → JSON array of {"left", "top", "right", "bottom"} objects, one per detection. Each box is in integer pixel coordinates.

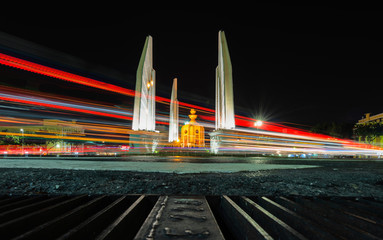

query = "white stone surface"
[
  {"left": 133, "top": 35, "right": 156, "bottom": 131},
  {"left": 168, "top": 78, "right": 179, "bottom": 142},
  {"left": 216, "top": 31, "right": 235, "bottom": 130}
]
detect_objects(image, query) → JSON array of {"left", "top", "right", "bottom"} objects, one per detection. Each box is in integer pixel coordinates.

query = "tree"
[
  {"left": 310, "top": 122, "right": 354, "bottom": 139},
  {"left": 0, "top": 134, "right": 20, "bottom": 145},
  {"left": 353, "top": 122, "right": 383, "bottom": 144}
]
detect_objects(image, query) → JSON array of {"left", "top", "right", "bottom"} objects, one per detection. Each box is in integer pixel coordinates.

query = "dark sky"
[{"left": 1, "top": 5, "right": 382, "bottom": 126}]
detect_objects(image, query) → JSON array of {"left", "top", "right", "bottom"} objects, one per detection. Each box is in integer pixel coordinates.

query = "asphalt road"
[{"left": 1, "top": 156, "right": 382, "bottom": 196}]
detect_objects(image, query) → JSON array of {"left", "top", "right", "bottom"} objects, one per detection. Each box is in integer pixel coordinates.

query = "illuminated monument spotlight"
[
  {"left": 168, "top": 78, "right": 179, "bottom": 143},
  {"left": 210, "top": 31, "right": 236, "bottom": 154},
  {"left": 130, "top": 35, "right": 161, "bottom": 153}
]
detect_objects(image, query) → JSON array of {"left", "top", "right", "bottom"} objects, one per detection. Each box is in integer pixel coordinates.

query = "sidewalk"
[{"left": 0, "top": 158, "right": 317, "bottom": 174}]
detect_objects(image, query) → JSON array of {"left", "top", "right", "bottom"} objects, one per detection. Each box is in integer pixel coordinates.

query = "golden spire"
[{"left": 188, "top": 109, "right": 197, "bottom": 123}]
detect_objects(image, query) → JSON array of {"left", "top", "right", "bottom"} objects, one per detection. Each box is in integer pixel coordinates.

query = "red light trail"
[
  {"left": 0, "top": 52, "right": 213, "bottom": 114},
  {"left": 0, "top": 52, "right": 275, "bottom": 128},
  {"left": 0, "top": 52, "right": 379, "bottom": 152}
]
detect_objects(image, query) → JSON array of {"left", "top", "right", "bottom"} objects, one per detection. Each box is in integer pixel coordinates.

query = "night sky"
[{"left": 1, "top": 5, "right": 382, "bottom": 127}]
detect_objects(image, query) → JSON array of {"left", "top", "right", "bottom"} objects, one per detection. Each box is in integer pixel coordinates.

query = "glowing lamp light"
[
  {"left": 147, "top": 83, "right": 151, "bottom": 88},
  {"left": 254, "top": 120, "right": 263, "bottom": 127},
  {"left": 176, "top": 138, "right": 180, "bottom": 143},
  {"left": 150, "top": 80, "right": 154, "bottom": 86}
]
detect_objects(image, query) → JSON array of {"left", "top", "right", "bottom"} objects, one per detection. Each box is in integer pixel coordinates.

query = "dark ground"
[{"left": 1, "top": 160, "right": 383, "bottom": 198}]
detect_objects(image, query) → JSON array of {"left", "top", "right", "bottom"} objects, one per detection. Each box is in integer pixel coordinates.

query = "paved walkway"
[{"left": 0, "top": 158, "right": 318, "bottom": 174}]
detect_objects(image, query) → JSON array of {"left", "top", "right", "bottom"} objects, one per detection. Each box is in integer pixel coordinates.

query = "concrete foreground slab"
[{"left": 0, "top": 159, "right": 318, "bottom": 174}]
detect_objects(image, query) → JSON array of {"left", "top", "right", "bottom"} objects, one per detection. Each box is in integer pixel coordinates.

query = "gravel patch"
[{"left": 1, "top": 167, "right": 382, "bottom": 197}]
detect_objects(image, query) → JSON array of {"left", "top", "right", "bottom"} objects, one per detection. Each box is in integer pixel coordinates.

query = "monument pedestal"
[
  {"left": 129, "top": 131, "right": 163, "bottom": 154},
  {"left": 209, "top": 129, "right": 238, "bottom": 154}
]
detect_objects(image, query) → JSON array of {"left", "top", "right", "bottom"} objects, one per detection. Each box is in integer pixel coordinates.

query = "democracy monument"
[
  {"left": 209, "top": 31, "right": 236, "bottom": 154},
  {"left": 129, "top": 35, "right": 162, "bottom": 153},
  {"left": 130, "top": 31, "right": 235, "bottom": 154}
]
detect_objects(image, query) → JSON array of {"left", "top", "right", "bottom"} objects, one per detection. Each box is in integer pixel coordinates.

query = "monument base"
[
  {"left": 209, "top": 129, "right": 240, "bottom": 154},
  {"left": 129, "top": 131, "right": 164, "bottom": 154}
]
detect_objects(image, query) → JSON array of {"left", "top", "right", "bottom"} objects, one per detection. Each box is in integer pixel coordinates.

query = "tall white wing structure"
[
  {"left": 132, "top": 35, "right": 156, "bottom": 131},
  {"left": 216, "top": 31, "right": 235, "bottom": 130},
  {"left": 168, "top": 78, "right": 179, "bottom": 142}
]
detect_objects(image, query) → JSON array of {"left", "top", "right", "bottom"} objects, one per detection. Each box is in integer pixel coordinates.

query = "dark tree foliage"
[
  {"left": 310, "top": 122, "right": 354, "bottom": 139},
  {"left": 353, "top": 122, "right": 383, "bottom": 144},
  {"left": 0, "top": 134, "right": 20, "bottom": 145}
]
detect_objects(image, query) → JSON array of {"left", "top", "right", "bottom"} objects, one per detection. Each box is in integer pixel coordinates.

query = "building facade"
[
  {"left": 356, "top": 113, "right": 383, "bottom": 147},
  {"left": 0, "top": 119, "right": 84, "bottom": 155}
]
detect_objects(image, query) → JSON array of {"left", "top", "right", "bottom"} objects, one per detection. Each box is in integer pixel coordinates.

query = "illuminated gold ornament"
[{"left": 181, "top": 109, "right": 205, "bottom": 148}]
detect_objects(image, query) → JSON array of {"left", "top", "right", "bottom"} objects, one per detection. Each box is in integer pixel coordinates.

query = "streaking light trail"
[
  {"left": 0, "top": 52, "right": 213, "bottom": 114},
  {"left": 1, "top": 52, "right": 382, "bottom": 157}
]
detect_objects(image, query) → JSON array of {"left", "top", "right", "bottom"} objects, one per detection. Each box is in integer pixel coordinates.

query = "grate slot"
[
  {"left": 293, "top": 197, "right": 381, "bottom": 239},
  {"left": 13, "top": 195, "right": 108, "bottom": 240},
  {"left": 333, "top": 198, "right": 383, "bottom": 223},
  {"left": 0, "top": 196, "right": 64, "bottom": 224},
  {"left": 254, "top": 197, "right": 337, "bottom": 240},
  {"left": 238, "top": 197, "right": 307, "bottom": 240},
  {"left": 219, "top": 195, "right": 273, "bottom": 240},
  {"left": 314, "top": 198, "right": 383, "bottom": 238},
  {"left": 0, "top": 195, "right": 87, "bottom": 239},
  {"left": 0, "top": 196, "right": 44, "bottom": 213},
  {"left": 0, "top": 196, "right": 27, "bottom": 208},
  {"left": 56, "top": 195, "right": 135, "bottom": 240},
  {"left": 96, "top": 195, "right": 157, "bottom": 240},
  {"left": 275, "top": 197, "right": 378, "bottom": 240}
]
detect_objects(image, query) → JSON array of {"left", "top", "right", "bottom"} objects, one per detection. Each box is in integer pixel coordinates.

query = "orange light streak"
[
  {"left": 1, "top": 52, "right": 382, "bottom": 153},
  {"left": 0, "top": 52, "right": 214, "bottom": 114}
]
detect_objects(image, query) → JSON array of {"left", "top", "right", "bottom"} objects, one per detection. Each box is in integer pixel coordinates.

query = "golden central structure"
[{"left": 181, "top": 109, "right": 205, "bottom": 148}]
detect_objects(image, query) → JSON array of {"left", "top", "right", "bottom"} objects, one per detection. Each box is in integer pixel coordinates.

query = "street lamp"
[
  {"left": 254, "top": 120, "right": 263, "bottom": 127},
  {"left": 20, "top": 129, "right": 24, "bottom": 155},
  {"left": 56, "top": 143, "right": 60, "bottom": 157}
]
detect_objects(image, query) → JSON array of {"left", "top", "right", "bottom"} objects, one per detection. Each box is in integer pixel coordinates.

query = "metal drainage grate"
[{"left": 0, "top": 195, "right": 382, "bottom": 239}]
